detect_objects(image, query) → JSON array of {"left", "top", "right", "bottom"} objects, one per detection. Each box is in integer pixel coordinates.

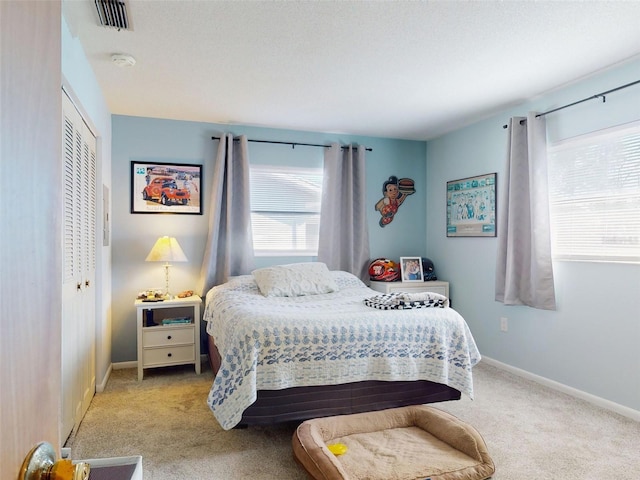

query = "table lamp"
[{"left": 145, "top": 236, "right": 188, "bottom": 299}]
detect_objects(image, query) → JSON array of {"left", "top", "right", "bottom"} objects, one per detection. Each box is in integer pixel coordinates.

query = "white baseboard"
[
  {"left": 481, "top": 356, "right": 640, "bottom": 422},
  {"left": 95, "top": 363, "right": 113, "bottom": 393},
  {"left": 112, "top": 361, "right": 137, "bottom": 370}
]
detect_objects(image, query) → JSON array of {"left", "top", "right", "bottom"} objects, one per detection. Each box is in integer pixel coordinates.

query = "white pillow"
[{"left": 252, "top": 262, "right": 339, "bottom": 297}]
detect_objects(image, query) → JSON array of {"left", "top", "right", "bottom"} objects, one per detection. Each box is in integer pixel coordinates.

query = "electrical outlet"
[{"left": 500, "top": 317, "right": 508, "bottom": 332}]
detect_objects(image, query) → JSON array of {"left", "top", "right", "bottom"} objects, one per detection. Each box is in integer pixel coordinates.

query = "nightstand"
[
  {"left": 135, "top": 295, "right": 202, "bottom": 381},
  {"left": 369, "top": 280, "right": 450, "bottom": 299}
]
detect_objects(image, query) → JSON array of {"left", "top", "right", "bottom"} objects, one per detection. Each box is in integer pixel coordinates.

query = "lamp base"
[{"left": 163, "top": 262, "right": 172, "bottom": 299}]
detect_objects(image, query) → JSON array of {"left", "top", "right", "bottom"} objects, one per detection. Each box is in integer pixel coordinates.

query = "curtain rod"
[
  {"left": 211, "top": 136, "right": 372, "bottom": 152},
  {"left": 502, "top": 78, "right": 640, "bottom": 129}
]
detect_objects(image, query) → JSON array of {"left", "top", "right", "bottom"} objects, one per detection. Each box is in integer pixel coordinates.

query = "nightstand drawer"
[
  {"left": 369, "top": 280, "right": 450, "bottom": 299},
  {"left": 143, "top": 345, "right": 195, "bottom": 366},
  {"left": 391, "top": 283, "right": 446, "bottom": 295},
  {"left": 418, "top": 285, "right": 446, "bottom": 296},
  {"left": 143, "top": 326, "right": 194, "bottom": 348}
]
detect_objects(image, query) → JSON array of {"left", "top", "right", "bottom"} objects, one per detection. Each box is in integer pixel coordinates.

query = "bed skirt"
[{"left": 207, "top": 333, "right": 461, "bottom": 426}]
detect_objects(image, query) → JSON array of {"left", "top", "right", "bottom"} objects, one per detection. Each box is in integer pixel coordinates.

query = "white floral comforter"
[{"left": 203, "top": 271, "right": 481, "bottom": 430}]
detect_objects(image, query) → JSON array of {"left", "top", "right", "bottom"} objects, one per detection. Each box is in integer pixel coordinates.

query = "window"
[
  {"left": 250, "top": 164, "right": 323, "bottom": 256},
  {"left": 547, "top": 121, "right": 640, "bottom": 263}
]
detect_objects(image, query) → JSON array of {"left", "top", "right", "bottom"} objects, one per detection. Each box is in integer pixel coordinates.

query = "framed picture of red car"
[{"left": 131, "top": 161, "right": 203, "bottom": 214}]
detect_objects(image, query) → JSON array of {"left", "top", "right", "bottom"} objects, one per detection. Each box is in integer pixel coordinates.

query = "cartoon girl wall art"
[{"left": 374, "top": 176, "right": 415, "bottom": 227}]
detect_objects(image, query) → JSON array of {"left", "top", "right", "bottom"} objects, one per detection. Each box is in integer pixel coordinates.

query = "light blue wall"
[
  {"left": 111, "top": 117, "right": 426, "bottom": 361},
  {"left": 426, "top": 59, "right": 640, "bottom": 411}
]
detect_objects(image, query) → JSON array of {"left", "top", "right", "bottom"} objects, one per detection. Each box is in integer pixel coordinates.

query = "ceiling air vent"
[{"left": 95, "top": 0, "right": 131, "bottom": 30}]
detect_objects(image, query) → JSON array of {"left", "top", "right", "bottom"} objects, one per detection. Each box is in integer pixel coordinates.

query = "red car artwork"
[{"left": 142, "top": 176, "right": 190, "bottom": 206}]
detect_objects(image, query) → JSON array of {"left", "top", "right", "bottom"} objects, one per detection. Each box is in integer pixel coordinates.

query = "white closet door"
[
  {"left": 61, "top": 95, "right": 78, "bottom": 441},
  {"left": 61, "top": 91, "right": 96, "bottom": 442},
  {"left": 79, "top": 118, "right": 97, "bottom": 419}
]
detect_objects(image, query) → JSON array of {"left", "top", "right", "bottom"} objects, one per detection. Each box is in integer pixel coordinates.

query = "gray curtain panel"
[
  {"left": 197, "top": 133, "right": 255, "bottom": 297},
  {"left": 495, "top": 112, "right": 556, "bottom": 310},
  {"left": 317, "top": 143, "right": 370, "bottom": 282}
]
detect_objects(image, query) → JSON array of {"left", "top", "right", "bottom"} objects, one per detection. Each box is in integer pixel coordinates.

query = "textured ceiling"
[{"left": 63, "top": 0, "right": 640, "bottom": 141}]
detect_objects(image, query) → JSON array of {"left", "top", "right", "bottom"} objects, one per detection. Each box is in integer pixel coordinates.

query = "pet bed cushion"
[{"left": 292, "top": 405, "right": 495, "bottom": 480}]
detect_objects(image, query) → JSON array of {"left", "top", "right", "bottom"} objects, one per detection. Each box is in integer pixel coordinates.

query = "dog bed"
[{"left": 292, "top": 405, "right": 495, "bottom": 480}]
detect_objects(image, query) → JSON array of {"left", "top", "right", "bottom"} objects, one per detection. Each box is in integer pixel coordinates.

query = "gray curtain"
[
  {"left": 197, "top": 134, "right": 254, "bottom": 296},
  {"left": 317, "top": 144, "right": 370, "bottom": 282},
  {"left": 495, "top": 112, "right": 556, "bottom": 310}
]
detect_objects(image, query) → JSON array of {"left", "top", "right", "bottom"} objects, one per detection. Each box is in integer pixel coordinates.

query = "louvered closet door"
[
  {"left": 61, "top": 91, "right": 96, "bottom": 442},
  {"left": 79, "top": 114, "right": 97, "bottom": 419}
]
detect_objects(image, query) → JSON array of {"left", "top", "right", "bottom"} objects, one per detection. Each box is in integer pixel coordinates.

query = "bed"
[{"left": 203, "top": 263, "right": 481, "bottom": 430}]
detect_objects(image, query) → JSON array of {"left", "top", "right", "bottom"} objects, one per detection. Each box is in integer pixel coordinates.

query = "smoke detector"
[{"left": 111, "top": 53, "right": 136, "bottom": 67}]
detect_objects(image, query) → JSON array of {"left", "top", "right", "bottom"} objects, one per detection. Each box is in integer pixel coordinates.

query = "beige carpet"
[{"left": 66, "top": 361, "right": 640, "bottom": 479}]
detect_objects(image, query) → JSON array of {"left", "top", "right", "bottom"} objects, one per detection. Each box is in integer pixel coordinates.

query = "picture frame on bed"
[
  {"left": 131, "top": 161, "right": 203, "bottom": 214},
  {"left": 446, "top": 172, "right": 496, "bottom": 237},
  {"left": 400, "top": 256, "right": 424, "bottom": 282}
]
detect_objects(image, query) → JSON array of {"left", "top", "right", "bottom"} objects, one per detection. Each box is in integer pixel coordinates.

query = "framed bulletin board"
[{"left": 446, "top": 173, "right": 496, "bottom": 237}]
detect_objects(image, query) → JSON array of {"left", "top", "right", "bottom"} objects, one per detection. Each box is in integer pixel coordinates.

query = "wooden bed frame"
[{"left": 207, "top": 333, "right": 461, "bottom": 426}]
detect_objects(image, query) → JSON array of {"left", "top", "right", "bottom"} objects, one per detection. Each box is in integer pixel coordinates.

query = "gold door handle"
[{"left": 20, "top": 442, "right": 90, "bottom": 480}]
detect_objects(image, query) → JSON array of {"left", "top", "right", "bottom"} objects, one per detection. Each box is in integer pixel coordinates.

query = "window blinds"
[
  {"left": 548, "top": 121, "right": 640, "bottom": 263},
  {"left": 250, "top": 164, "right": 323, "bottom": 256}
]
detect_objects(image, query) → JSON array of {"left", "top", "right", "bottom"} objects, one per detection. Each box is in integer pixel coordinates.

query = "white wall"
[
  {"left": 61, "top": 15, "right": 113, "bottom": 389},
  {"left": 426, "top": 58, "right": 640, "bottom": 412}
]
